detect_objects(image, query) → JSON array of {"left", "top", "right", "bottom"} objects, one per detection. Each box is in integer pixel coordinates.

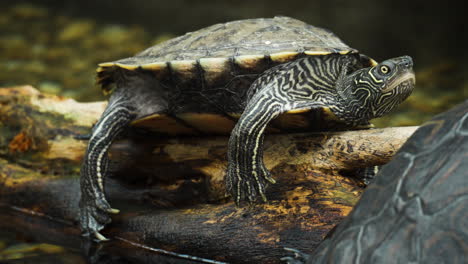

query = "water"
[{"left": 0, "top": 207, "right": 221, "bottom": 264}]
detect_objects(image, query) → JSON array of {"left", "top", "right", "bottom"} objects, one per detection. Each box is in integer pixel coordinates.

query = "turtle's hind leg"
[{"left": 79, "top": 98, "right": 136, "bottom": 241}]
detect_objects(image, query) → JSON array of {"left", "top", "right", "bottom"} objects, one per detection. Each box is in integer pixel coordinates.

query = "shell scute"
[{"left": 98, "top": 16, "right": 359, "bottom": 91}]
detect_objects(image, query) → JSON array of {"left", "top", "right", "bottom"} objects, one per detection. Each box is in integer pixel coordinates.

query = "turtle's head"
[{"left": 343, "top": 55, "right": 415, "bottom": 121}]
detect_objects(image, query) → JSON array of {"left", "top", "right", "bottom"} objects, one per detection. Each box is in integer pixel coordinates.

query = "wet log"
[{"left": 0, "top": 86, "right": 418, "bottom": 263}]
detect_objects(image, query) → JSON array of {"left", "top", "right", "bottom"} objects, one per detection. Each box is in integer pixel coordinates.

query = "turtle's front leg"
[
  {"left": 226, "top": 90, "right": 282, "bottom": 204},
  {"left": 79, "top": 101, "right": 136, "bottom": 241}
]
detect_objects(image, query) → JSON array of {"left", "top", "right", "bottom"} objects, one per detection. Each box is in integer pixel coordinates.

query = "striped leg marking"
[
  {"left": 358, "top": 165, "right": 380, "bottom": 186},
  {"left": 226, "top": 88, "right": 281, "bottom": 204},
  {"left": 79, "top": 101, "right": 135, "bottom": 240},
  {"left": 226, "top": 55, "right": 352, "bottom": 204}
]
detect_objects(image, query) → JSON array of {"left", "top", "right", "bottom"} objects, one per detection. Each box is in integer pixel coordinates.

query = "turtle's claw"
[
  {"left": 226, "top": 163, "right": 274, "bottom": 204},
  {"left": 107, "top": 208, "right": 120, "bottom": 214},
  {"left": 281, "top": 247, "right": 310, "bottom": 264},
  {"left": 266, "top": 176, "right": 276, "bottom": 184},
  {"left": 79, "top": 193, "right": 115, "bottom": 241},
  {"left": 94, "top": 231, "right": 109, "bottom": 242}
]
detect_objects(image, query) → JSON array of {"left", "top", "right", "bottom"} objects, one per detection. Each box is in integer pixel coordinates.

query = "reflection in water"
[{"left": 0, "top": 208, "right": 224, "bottom": 264}]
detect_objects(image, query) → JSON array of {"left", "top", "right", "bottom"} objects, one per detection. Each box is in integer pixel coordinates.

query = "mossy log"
[{"left": 0, "top": 86, "right": 417, "bottom": 263}]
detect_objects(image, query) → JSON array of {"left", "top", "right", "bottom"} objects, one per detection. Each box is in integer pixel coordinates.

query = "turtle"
[
  {"left": 282, "top": 100, "right": 468, "bottom": 264},
  {"left": 80, "top": 16, "right": 415, "bottom": 240}
]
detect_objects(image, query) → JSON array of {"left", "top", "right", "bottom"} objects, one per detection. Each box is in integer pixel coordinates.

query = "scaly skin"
[
  {"left": 80, "top": 55, "right": 414, "bottom": 240},
  {"left": 226, "top": 55, "right": 414, "bottom": 204},
  {"left": 79, "top": 97, "right": 136, "bottom": 241}
]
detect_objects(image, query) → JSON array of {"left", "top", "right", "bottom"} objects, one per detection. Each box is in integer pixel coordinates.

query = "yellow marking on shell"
[
  {"left": 98, "top": 62, "right": 115, "bottom": 67},
  {"left": 270, "top": 51, "right": 299, "bottom": 63},
  {"left": 304, "top": 50, "right": 332, "bottom": 56},
  {"left": 141, "top": 62, "right": 167, "bottom": 71},
  {"left": 321, "top": 107, "right": 340, "bottom": 121},
  {"left": 102, "top": 87, "right": 114, "bottom": 96},
  {"left": 131, "top": 114, "right": 197, "bottom": 135},
  {"left": 355, "top": 123, "right": 374, "bottom": 129},
  {"left": 96, "top": 63, "right": 115, "bottom": 74},
  {"left": 170, "top": 60, "right": 197, "bottom": 70},
  {"left": 199, "top": 58, "right": 230, "bottom": 85},
  {"left": 170, "top": 60, "right": 198, "bottom": 80},
  {"left": 227, "top": 112, "right": 278, "bottom": 133},
  {"left": 115, "top": 63, "right": 139, "bottom": 70},
  {"left": 227, "top": 113, "right": 242, "bottom": 119},
  {"left": 141, "top": 62, "right": 170, "bottom": 80},
  {"left": 199, "top": 57, "right": 229, "bottom": 68},
  {"left": 273, "top": 111, "right": 311, "bottom": 130},
  {"left": 339, "top": 50, "right": 352, "bottom": 55},
  {"left": 285, "top": 108, "right": 310, "bottom": 114},
  {"left": 234, "top": 55, "right": 265, "bottom": 69},
  {"left": 277, "top": 107, "right": 342, "bottom": 127},
  {"left": 96, "top": 67, "right": 108, "bottom": 73},
  {"left": 177, "top": 113, "right": 236, "bottom": 135}
]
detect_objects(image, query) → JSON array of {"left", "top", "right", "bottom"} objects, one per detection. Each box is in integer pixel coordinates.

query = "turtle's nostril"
[{"left": 400, "top": 56, "right": 413, "bottom": 69}]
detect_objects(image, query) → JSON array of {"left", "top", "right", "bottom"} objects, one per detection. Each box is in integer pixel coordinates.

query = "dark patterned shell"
[
  {"left": 96, "top": 17, "right": 375, "bottom": 136},
  {"left": 97, "top": 16, "right": 358, "bottom": 92},
  {"left": 111, "top": 16, "right": 351, "bottom": 62},
  {"left": 307, "top": 100, "right": 468, "bottom": 264}
]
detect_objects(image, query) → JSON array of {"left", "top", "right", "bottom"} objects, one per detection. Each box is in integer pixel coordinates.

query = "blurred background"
[{"left": 0, "top": 0, "right": 466, "bottom": 126}]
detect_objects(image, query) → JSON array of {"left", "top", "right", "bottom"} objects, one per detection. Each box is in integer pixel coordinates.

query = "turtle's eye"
[{"left": 380, "top": 65, "right": 390, "bottom": 75}]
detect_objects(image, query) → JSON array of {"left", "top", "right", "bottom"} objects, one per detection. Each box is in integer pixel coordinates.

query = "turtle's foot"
[
  {"left": 226, "top": 163, "right": 276, "bottom": 205},
  {"left": 356, "top": 165, "right": 380, "bottom": 186},
  {"left": 280, "top": 247, "right": 310, "bottom": 264},
  {"left": 79, "top": 194, "right": 119, "bottom": 242}
]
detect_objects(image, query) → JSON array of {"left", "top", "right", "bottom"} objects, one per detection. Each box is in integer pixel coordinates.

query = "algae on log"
[{"left": 0, "top": 86, "right": 417, "bottom": 263}]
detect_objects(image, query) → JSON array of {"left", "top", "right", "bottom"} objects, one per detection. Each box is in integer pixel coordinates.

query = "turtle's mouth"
[{"left": 383, "top": 71, "right": 415, "bottom": 93}]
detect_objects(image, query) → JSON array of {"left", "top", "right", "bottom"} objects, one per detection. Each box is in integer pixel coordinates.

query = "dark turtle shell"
[
  {"left": 98, "top": 16, "right": 364, "bottom": 89},
  {"left": 96, "top": 16, "right": 376, "bottom": 135},
  {"left": 305, "top": 100, "right": 468, "bottom": 263}
]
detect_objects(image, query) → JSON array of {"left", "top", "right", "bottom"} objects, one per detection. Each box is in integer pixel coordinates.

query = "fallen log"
[{"left": 0, "top": 86, "right": 417, "bottom": 263}]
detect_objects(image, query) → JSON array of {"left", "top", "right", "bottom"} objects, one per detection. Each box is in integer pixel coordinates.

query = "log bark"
[{"left": 0, "top": 86, "right": 417, "bottom": 263}]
